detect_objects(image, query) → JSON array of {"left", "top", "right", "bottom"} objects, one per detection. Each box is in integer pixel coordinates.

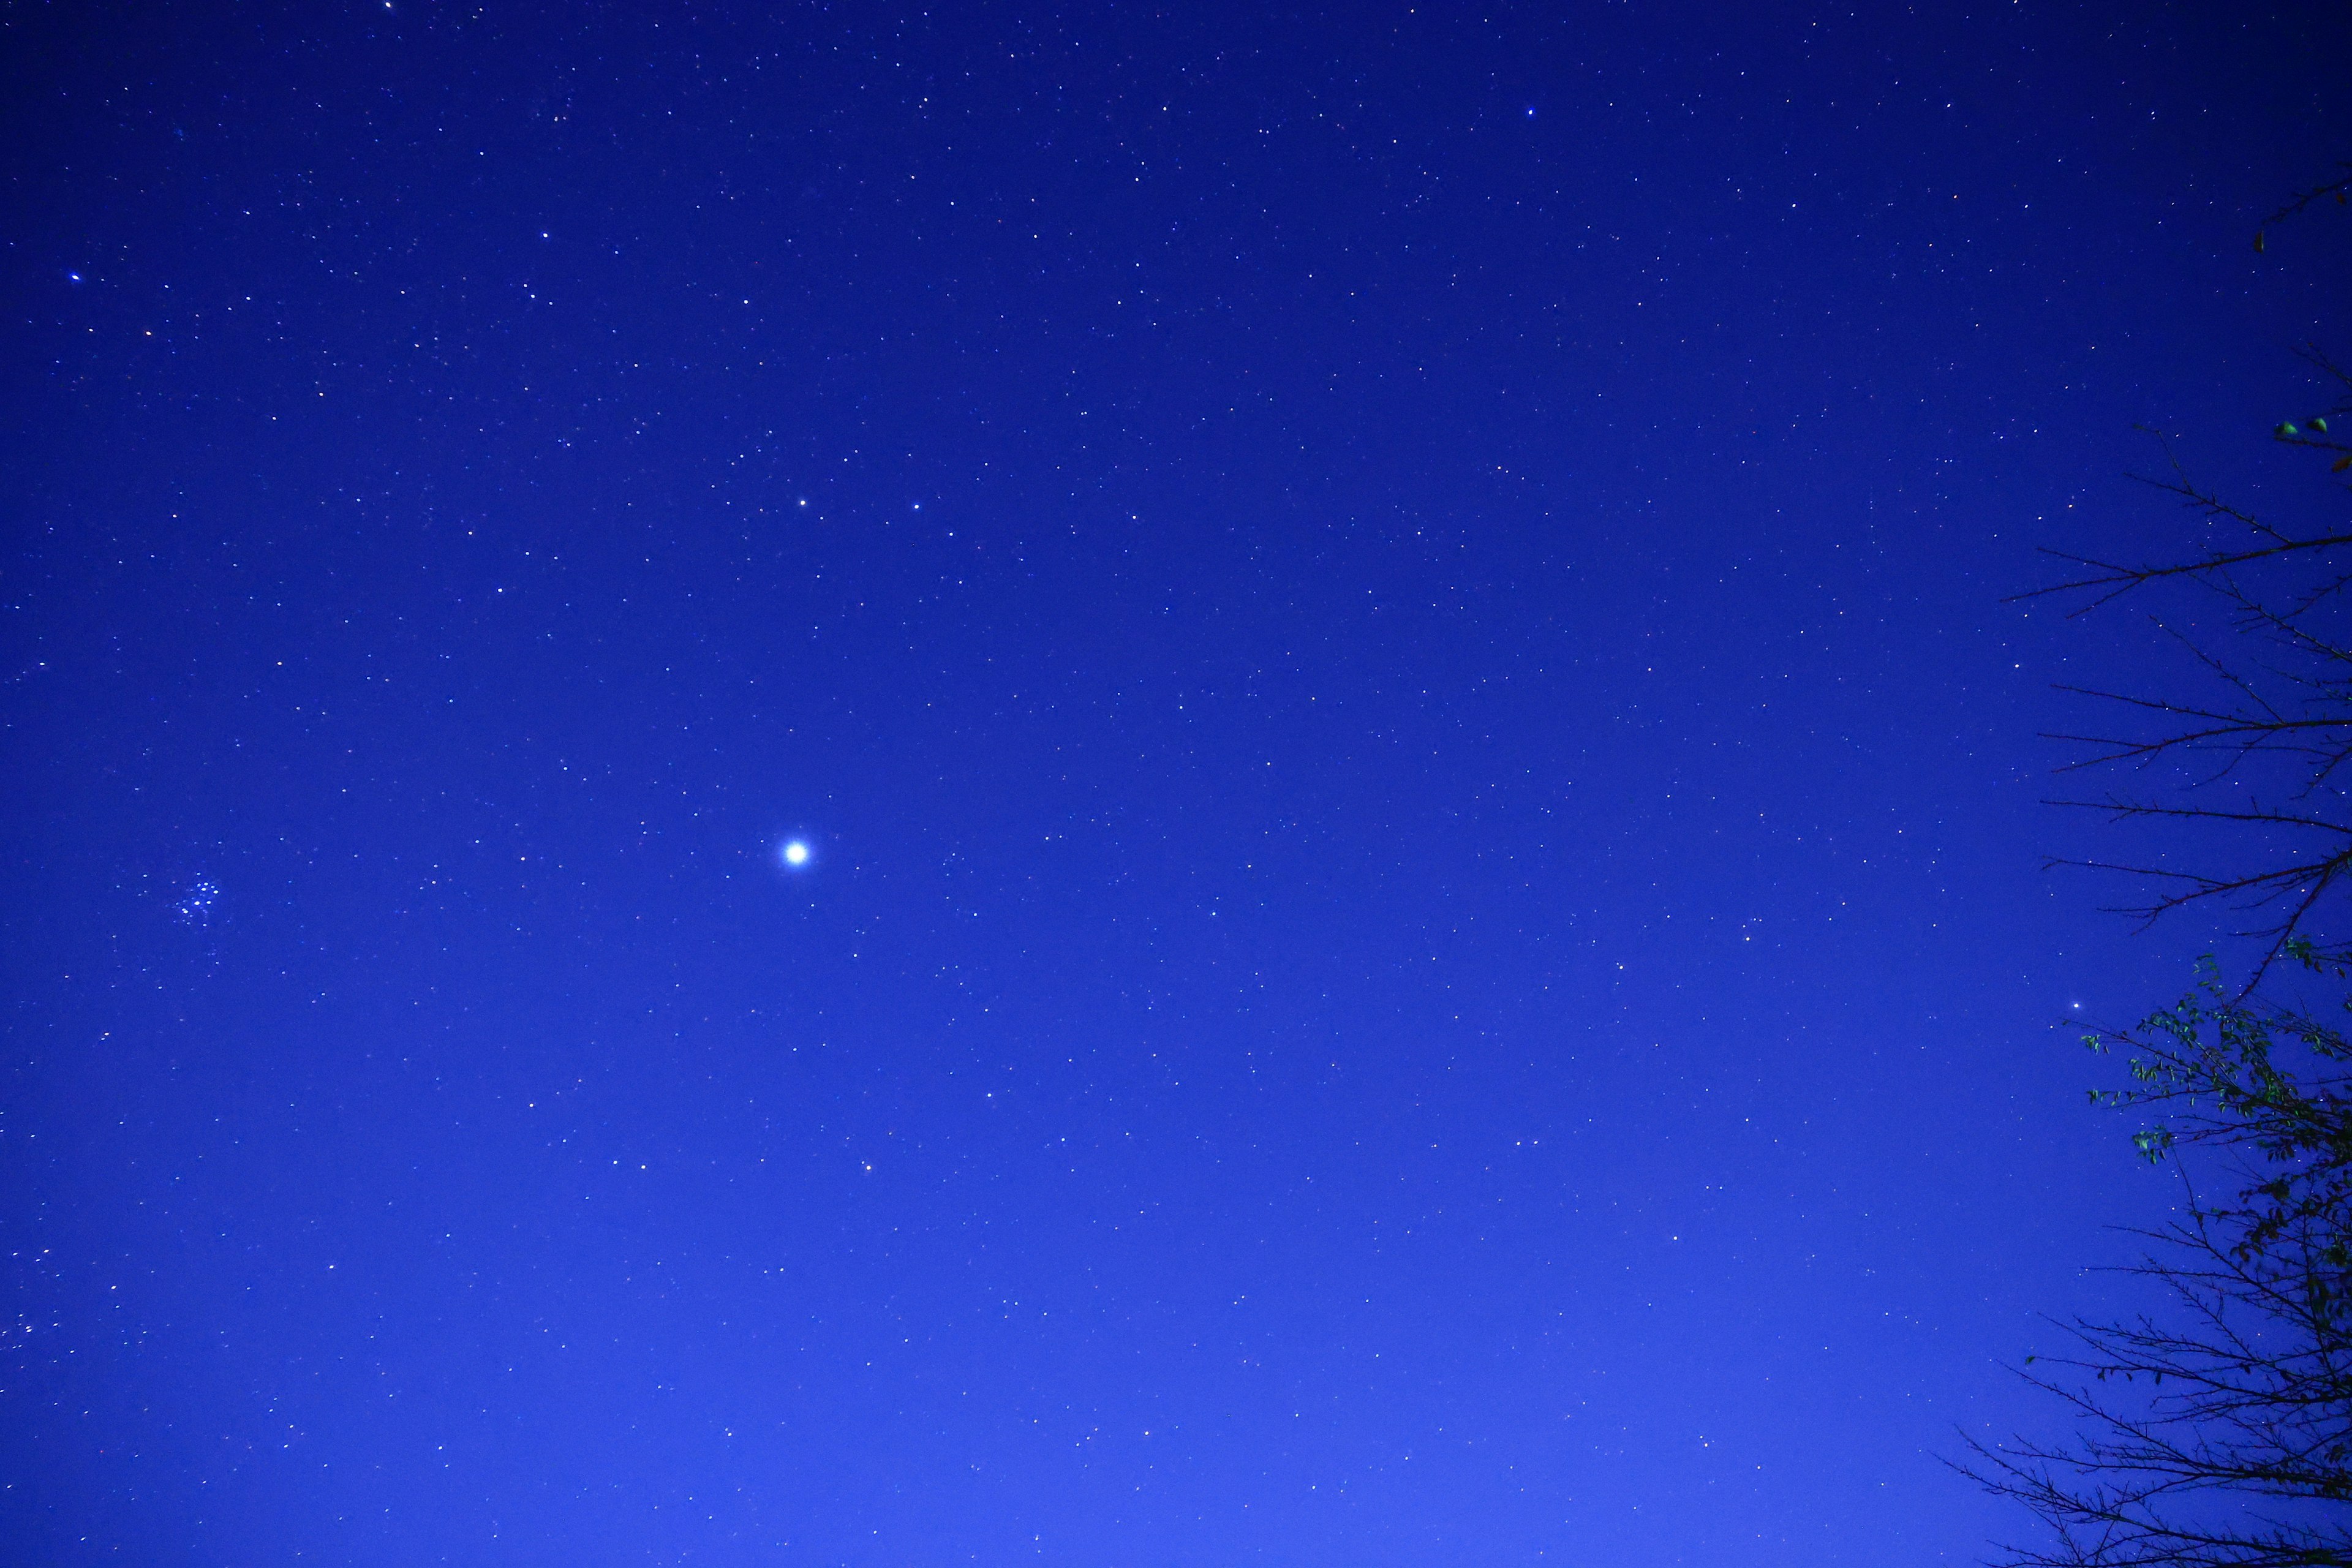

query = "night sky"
[{"left": 6, "top": 3, "right": 2351, "bottom": 1562}]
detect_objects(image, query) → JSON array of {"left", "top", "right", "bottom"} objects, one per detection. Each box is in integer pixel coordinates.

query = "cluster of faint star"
[{"left": 172, "top": 879, "right": 221, "bottom": 926}]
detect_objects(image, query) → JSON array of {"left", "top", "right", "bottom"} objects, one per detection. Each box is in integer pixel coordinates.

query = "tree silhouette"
[{"left": 1961, "top": 170, "right": 2352, "bottom": 1567}]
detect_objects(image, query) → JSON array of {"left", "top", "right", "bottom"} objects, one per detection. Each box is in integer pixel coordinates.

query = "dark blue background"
[{"left": 6, "top": 2, "right": 2350, "bottom": 1561}]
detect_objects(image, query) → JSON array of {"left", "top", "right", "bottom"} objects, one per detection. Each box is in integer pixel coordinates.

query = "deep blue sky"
[{"left": 6, "top": 2, "right": 2350, "bottom": 1562}]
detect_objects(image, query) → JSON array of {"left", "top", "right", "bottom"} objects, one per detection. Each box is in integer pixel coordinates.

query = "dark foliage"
[
  {"left": 1963, "top": 176, "right": 2352, "bottom": 1566},
  {"left": 1960, "top": 948, "right": 2352, "bottom": 1566}
]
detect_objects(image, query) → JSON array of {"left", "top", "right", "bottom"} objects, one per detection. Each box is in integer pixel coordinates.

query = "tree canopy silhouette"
[{"left": 1961, "top": 167, "right": 2352, "bottom": 1568}]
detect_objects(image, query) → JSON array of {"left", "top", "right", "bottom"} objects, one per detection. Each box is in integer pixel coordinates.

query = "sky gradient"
[{"left": 7, "top": 2, "right": 2352, "bottom": 1562}]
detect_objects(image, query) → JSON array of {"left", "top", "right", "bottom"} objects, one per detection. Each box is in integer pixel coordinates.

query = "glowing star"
[{"left": 781, "top": 840, "right": 811, "bottom": 868}]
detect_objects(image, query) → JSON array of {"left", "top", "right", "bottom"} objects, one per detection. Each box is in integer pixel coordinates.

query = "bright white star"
[{"left": 782, "top": 840, "right": 810, "bottom": 867}]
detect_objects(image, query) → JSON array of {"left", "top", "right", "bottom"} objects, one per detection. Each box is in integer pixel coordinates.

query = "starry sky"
[{"left": 6, "top": 2, "right": 2350, "bottom": 1563}]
